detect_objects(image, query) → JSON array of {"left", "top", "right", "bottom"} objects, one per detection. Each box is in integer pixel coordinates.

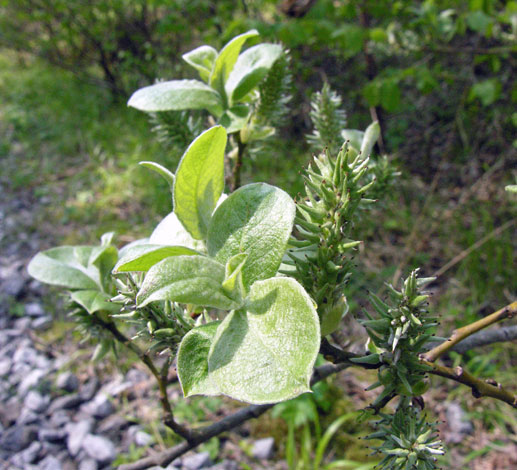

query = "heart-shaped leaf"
[
  {"left": 70, "top": 290, "right": 119, "bottom": 314},
  {"left": 177, "top": 322, "right": 221, "bottom": 397},
  {"left": 113, "top": 244, "right": 199, "bottom": 273},
  {"left": 28, "top": 246, "right": 100, "bottom": 290},
  {"left": 174, "top": 126, "right": 227, "bottom": 241},
  {"left": 210, "top": 30, "right": 259, "bottom": 95},
  {"left": 182, "top": 45, "right": 218, "bottom": 83},
  {"left": 207, "top": 277, "right": 320, "bottom": 404},
  {"left": 207, "top": 183, "right": 295, "bottom": 289},
  {"left": 225, "top": 44, "right": 283, "bottom": 103},
  {"left": 128, "top": 79, "right": 223, "bottom": 116},
  {"left": 137, "top": 255, "right": 243, "bottom": 310}
]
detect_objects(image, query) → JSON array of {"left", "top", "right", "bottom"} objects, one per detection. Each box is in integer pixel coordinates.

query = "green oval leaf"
[
  {"left": 210, "top": 30, "right": 259, "bottom": 95},
  {"left": 207, "top": 183, "right": 295, "bottom": 289},
  {"left": 207, "top": 277, "right": 320, "bottom": 404},
  {"left": 28, "top": 247, "right": 100, "bottom": 290},
  {"left": 182, "top": 45, "right": 218, "bottom": 83},
  {"left": 113, "top": 244, "right": 199, "bottom": 273},
  {"left": 225, "top": 44, "right": 283, "bottom": 103},
  {"left": 136, "top": 255, "right": 242, "bottom": 310},
  {"left": 177, "top": 322, "right": 221, "bottom": 397},
  {"left": 127, "top": 79, "right": 223, "bottom": 116},
  {"left": 174, "top": 126, "right": 227, "bottom": 240}
]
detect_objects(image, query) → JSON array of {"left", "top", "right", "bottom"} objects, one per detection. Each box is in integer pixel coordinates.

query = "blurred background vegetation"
[{"left": 1, "top": 0, "right": 516, "bottom": 468}]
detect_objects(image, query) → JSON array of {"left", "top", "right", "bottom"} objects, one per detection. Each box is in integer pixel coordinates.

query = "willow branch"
[
  {"left": 423, "top": 301, "right": 517, "bottom": 362},
  {"left": 118, "top": 362, "right": 350, "bottom": 470},
  {"left": 231, "top": 133, "right": 246, "bottom": 191},
  {"left": 422, "top": 359, "right": 517, "bottom": 409},
  {"left": 97, "top": 318, "right": 194, "bottom": 441}
]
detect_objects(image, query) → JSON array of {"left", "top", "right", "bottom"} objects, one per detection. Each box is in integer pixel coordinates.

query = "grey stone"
[
  {"left": 0, "top": 358, "right": 11, "bottom": 375},
  {"left": 24, "top": 390, "right": 50, "bottom": 413},
  {"left": 38, "top": 428, "right": 67, "bottom": 442},
  {"left": 82, "top": 434, "right": 116, "bottom": 464},
  {"left": 84, "top": 393, "right": 114, "bottom": 419},
  {"left": 80, "top": 378, "right": 99, "bottom": 401},
  {"left": 19, "top": 440, "right": 41, "bottom": 464},
  {"left": 56, "top": 372, "right": 79, "bottom": 393},
  {"left": 39, "top": 454, "right": 63, "bottom": 470},
  {"left": 251, "top": 437, "right": 275, "bottom": 459},
  {"left": 25, "top": 302, "right": 45, "bottom": 317},
  {"left": 126, "top": 368, "right": 148, "bottom": 384},
  {"left": 183, "top": 452, "right": 212, "bottom": 470},
  {"left": 16, "top": 408, "right": 40, "bottom": 426},
  {"left": 206, "top": 461, "right": 238, "bottom": 470},
  {"left": 0, "top": 425, "right": 37, "bottom": 452},
  {"left": 2, "top": 278, "right": 25, "bottom": 298},
  {"left": 18, "top": 369, "right": 48, "bottom": 396},
  {"left": 32, "top": 315, "right": 52, "bottom": 330},
  {"left": 166, "top": 459, "right": 183, "bottom": 469},
  {"left": 49, "top": 409, "right": 70, "bottom": 428},
  {"left": 48, "top": 393, "right": 83, "bottom": 413},
  {"left": 13, "top": 316, "right": 31, "bottom": 332},
  {"left": 444, "top": 402, "right": 473, "bottom": 444},
  {"left": 134, "top": 430, "right": 153, "bottom": 446},
  {"left": 12, "top": 346, "right": 38, "bottom": 365},
  {"left": 97, "top": 415, "right": 128, "bottom": 435},
  {"left": 66, "top": 420, "right": 94, "bottom": 457},
  {"left": 79, "top": 458, "right": 99, "bottom": 470},
  {"left": 0, "top": 396, "right": 22, "bottom": 425}
]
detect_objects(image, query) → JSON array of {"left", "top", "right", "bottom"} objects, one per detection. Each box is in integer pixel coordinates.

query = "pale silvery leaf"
[
  {"left": 137, "top": 255, "right": 243, "bottom": 310},
  {"left": 127, "top": 79, "right": 223, "bottom": 116},
  {"left": 149, "top": 213, "right": 205, "bottom": 252},
  {"left": 360, "top": 121, "right": 380, "bottom": 157},
  {"left": 113, "top": 244, "right": 199, "bottom": 273},
  {"left": 207, "top": 277, "right": 320, "bottom": 404},
  {"left": 28, "top": 246, "right": 100, "bottom": 290},
  {"left": 207, "top": 183, "right": 295, "bottom": 289},
  {"left": 225, "top": 44, "right": 283, "bottom": 103},
  {"left": 177, "top": 322, "right": 221, "bottom": 397},
  {"left": 174, "top": 126, "right": 227, "bottom": 240},
  {"left": 70, "top": 290, "right": 119, "bottom": 314},
  {"left": 341, "top": 129, "right": 364, "bottom": 153},
  {"left": 182, "top": 45, "right": 218, "bottom": 83}
]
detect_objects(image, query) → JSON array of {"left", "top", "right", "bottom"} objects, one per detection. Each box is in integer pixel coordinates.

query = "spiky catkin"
[
  {"left": 255, "top": 52, "right": 292, "bottom": 127},
  {"left": 355, "top": 270, "right": 444, "bottom": 470},
  {"left": 285, "top": 144, "right": 375, "bottom": 335},
  {"left": 306, "top": 82, "right": 347, "bottom": 153},
  {"left": 149, "top": 110, "right": 204, "bottom": 150}
]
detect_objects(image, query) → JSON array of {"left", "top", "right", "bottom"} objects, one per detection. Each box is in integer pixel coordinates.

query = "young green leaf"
[
  {"left": 127, "top": 79, "right": 223, "bottom": 116},
  {"left": 225, "top": 44, "right": 283, "bottom": 103},
  {"left": 136, "top": 255, "right": 243, "bottom": 310},
  {"left": 149, "top": 212, "right": 205, "bottom": 252},
  {"left": 222, "top": 253, "right": 248, "bottom": 303},
  {"left": 28, "top": 246, "right": 100, "bottom": 290},
  {"left": 218, "top": 104, "right": 250, "bottom": 133},
  {"left": 177, "top": 322, "right": 221, "bottom": 397},
  {"left": 182, "top": 45, "right": 218, "bottom": 83},
  {"left": 207, "top": 277, "right": 320, "bottom": 404},
  {"left": 207, "top": 183, "right": 296, "bottom": 289},
  {"left": 113, "top": 244, "right": 199, "bottom": 273},
  {"left": 139, "top": 161, "right": 175, "bottom": 188},
  {"left": 210, "top": 29, "right": 259, "bottom": 96},
  {"left": 70, "top": 290, "right": 119, "bottom": 314},
  {"left": 173, "top": 126, "right": 227, "bottom": 240}
]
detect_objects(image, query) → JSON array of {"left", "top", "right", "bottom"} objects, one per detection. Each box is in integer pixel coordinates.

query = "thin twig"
[
  {"left": 423, "top": 301, "right": 517, "bottom": 362},
  {"left": 422, "top": 359, "right": 517, "bottom": 409},
  {"left": 432, "top": 219, "right": 516, "bottom": 278},
  {"left": 97, "top": 319, "right": 195, "bottom": 441},
  {"left": 231, "top": 133, "right": 246, "bottom": 191},
  {"left": 118, "top": 362, "right": 350, "bottom": 470}
]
